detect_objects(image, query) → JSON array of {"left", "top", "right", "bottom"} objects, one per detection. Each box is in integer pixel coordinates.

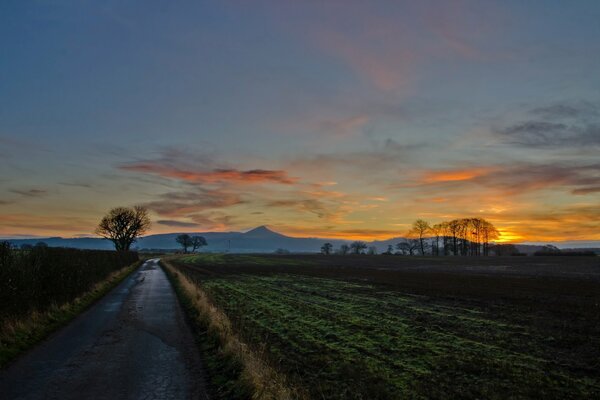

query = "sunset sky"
[{"left": 1, "top": 1, "right": 599, "bottom": 243}]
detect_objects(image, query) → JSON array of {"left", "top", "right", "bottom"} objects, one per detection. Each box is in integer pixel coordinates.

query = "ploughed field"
[{"left": 171, "top": 254, "right": 600, "bottom": 399}]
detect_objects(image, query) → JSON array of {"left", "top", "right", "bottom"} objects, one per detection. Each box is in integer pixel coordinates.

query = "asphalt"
[{"left": 0, "top": 259, "right": 207, "bottom": 400}]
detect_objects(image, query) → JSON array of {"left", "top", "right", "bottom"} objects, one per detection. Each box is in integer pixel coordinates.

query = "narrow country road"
[{"left": 0, "top": 259, "right": 207, "bottom": 400}]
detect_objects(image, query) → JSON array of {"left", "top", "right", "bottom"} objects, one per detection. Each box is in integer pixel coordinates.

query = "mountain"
[
  {"left": 5, "top": 226, "right": 347, "bottom": 253},
  {"left": 5, "top": 227, "right": 600, "bottom": 254}
]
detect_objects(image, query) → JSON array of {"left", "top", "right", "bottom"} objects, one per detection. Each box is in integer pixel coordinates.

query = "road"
[{"left": 0, "top": 259, "right": 207, "bottom": 400}]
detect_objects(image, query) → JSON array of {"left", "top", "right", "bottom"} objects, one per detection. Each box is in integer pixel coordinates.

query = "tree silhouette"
[
  {"left": 383, "top": 244, "right": 394, "bottom": 255},
  {"left": 350, "top": 241, "right": 368, "bottom": 254},
  {"left": 337, "top": 244, "right": 350, "bottom": 255},
  {"left": 176, "top": 234, "right": 193, "bottom": 253},
  {"left": 396, "top": 239, "right": 419, "bottom": 255},
  {"left": 410, "top": 219, "right": 430, "bottom": 255},
  {"left": 96, "top": 206, "right": 151, "bottom": 251},
  {"left": 321, "top": 242, "right": 333, "bottom": 255},
  {"left": 191, "top": 236, "right": 207, "bottom": 252}
]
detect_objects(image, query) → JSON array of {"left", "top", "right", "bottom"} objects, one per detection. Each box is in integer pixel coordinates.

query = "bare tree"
[
  {"left": 410, "top": 219, "right": 431, "bottom": 255},
  {"left": 367, "top": 246, "right": 377, "bottom": 255},
  {"left": 350, "top": 241, "right": 368, "bottom": 254},
  {"left": 481, "top": 220, "right": 499, "bottom": 256},
  {"left": 396, "top": 239, "right": 419, "bottom": 256},
  {"left": 430, "top": 223, "right": 443, "bottom": 256},
  {"left": 321, "top": 242, "right": 333, "bottom": 255},
  {"left": 191, "top": 236, "right": 207, "bottom": 252},
  {"left": 448, "top": 219, "right": 460, "bottom": 255},
  {"left": 337, "top": 244, "right": 350, "bottom": 255},
  {"left": 96, "top": 206, "right": 151, "bottom": 251},
  {"left": 176, "top": 234, "right": 192, "bottom": 253}
]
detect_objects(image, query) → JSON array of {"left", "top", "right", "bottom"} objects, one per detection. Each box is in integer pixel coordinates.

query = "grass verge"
[
  {"left": 0, "top": 260, "right": 141, "bottom": 368},
  {"left": 161, "top": 258, "right": 304, "bottom": 400}
]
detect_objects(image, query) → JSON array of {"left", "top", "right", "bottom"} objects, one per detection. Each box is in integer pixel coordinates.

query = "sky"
[{"left": 1, "top": 0, "right": 599, "bottom": 243}]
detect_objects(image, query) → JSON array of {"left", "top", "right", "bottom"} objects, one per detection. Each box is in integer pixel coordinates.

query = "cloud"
[
  {"left": 144, "top": 188, "right": 245, "bottom": 217},
  {"left": 491, "top": 204, "right": 600, "bottom": 242},
  {"left": 190, "top": 212, "right": 236, "bottom": 231},
  {"left": 268, "top": 199, "right": 333, "bottom": 219},
  {"left": 494, "top": 101, "right": 600, "bottom": 148},
  {"left": 422, "top": 168, "right": 493, "bottom": 183},
  {"left": 121, "top": 163, "right": 298, "bottom": 185},
  {"left": 59, "top": 182, "right": 93, "bottom": 188},
  {"left": 530, "top": 101, "right": 599, "bottom": 120},
  {"left": 572, "top": 186, "right": 600, "bottom": 195},
  {"left": 119, "top": 149, "right": 297, "bottom": 185},
  {"left": 156, "top": 220, "right": 199, "bottom": 228},
  {"left": 0, "top": 213, "right": 94, "bottom": 236},
  {"left": 10, "top": 189, "right": 47, "bottom": 198},
  {"left": 414, "top": 163, "right": 600, "bottom": 196}
]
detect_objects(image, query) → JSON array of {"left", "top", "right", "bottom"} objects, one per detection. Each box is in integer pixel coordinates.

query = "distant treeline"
[
  {"left": 322, "top": 218, "right": 502, "bottom": 256},
  {"left": 0, "top": 242, "right": 138, "bottom": 321}
]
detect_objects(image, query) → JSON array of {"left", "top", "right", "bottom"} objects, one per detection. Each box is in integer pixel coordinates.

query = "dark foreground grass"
[
  {"left": 172, "top": 253, "right": 600, "bottom": 400},
  {"left": 0, "top": 260, "right": 141, "bottom": 368}
]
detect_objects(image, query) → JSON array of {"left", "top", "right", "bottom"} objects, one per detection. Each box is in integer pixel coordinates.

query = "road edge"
[{"left": 0, "top": 260, "right": 142, "bottom": 368}]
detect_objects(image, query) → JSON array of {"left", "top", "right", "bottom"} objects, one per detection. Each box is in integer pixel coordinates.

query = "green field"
[{"left": 172, "top": 254, "right": 600, "bottom": 399}]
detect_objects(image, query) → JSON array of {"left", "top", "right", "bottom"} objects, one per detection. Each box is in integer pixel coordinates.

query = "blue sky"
[{"left": 1, "top": 0, "right": 599, "bottom": 241}]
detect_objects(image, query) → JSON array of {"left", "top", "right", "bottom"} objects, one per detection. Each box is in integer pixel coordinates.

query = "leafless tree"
[
  {"left": 96, "top": 206, "right": 151, "bottom": 251},
  {"left": 367, "top": 246, "right": 377, "bottom": 255},
  {"left": 481, "top": 220, "right": 499, "bottom": 255},
  {"left": 337, "top": 244, "right": 350, "bottom": 255},
  {"left": 321, "top": 242, "right": 333, "bottom": 255},
  {"left": 191, "top": 236, "right": 207, "bottom": 252},
  {"left": 430, "top": 223, "right": 443, "bottom": 256},
  {"left": 410, "top": 219, "right": 431, "bottom": 255},
  {"left": 350, "top": 241, "right": 368, "bottom": 254},
  {"left": 396, "top": 239, "right": 419, "bottom": 256},
  {"left": 447, "top": 219, "right": 460, "bottom": 255}
]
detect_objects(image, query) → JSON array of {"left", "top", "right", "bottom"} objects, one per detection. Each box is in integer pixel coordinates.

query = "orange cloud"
[
  {"left": 121, "top": 163, "right": 298, "bottom": 185},
  {"left": 422, "top": 168, "right": 492, "bottom": 183}
]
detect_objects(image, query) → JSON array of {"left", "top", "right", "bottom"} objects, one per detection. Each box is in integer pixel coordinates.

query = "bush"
[{"left": 0, "top": 243, "right": 138, "bottom": 321}]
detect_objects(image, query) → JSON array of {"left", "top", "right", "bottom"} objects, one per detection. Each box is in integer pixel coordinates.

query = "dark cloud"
[
  {"left": 530, "top": 101, "right": 598, "bottom": 120},
  {"left": 572, "top": 186, "right": 600, "bottom": 195},
  {"left": 156, "top": 220, "right": 199, "bottom": 228},
  {"left": 144, "top": 188, "right": 245, "bottom": 217},
  {"left": 190, "top": 212, "right": 236, "bottom": 230},
  {"left": 268, "top": 199, "right": 332, "bottom": 219},
  {"left": 59, "top": 182, "right": 93, "bottom": 188},
  {"left": 495, "top": 101, "right": 600, "bottom": 148},
  {"left": 10, "top": 189, "right": 47, "bottom": 197}
]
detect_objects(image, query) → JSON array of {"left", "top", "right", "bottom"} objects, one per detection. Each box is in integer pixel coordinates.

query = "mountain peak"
[
  {"left": 243, "top": 225, "right": 282, "bottom": 236},
  {"left": 246, "top": 225, "right": 272, "bottom": 233}
]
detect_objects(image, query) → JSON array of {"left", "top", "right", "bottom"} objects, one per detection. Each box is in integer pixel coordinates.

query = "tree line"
[{"left": 321, "top": 217, "right": 501, "bottom": 256}]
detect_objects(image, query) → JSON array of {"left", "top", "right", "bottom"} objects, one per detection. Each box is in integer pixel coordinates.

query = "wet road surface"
[{"left": 0, "top": 259, "right": 207, "bottom": 400}]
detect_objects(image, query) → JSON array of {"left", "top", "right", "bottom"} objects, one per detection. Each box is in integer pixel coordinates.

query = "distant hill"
[
  {"left": 6, "top": 226, "right": 348, "bottom": 253},
  {"left": 5, "top": 226, "right": 599, "bottom": 254}
]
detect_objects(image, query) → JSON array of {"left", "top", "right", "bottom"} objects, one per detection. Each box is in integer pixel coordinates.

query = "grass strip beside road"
[
  {"left": 161, "top": 258, "right": 304, "bottom": 400},
  {"left": 0, "top": 260, "right": 141, "bottom": 368}
]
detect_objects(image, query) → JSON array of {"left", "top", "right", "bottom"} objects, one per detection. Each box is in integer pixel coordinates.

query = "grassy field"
[{"left": 170, "top": 253, "right": 600, "bottom": 399}]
